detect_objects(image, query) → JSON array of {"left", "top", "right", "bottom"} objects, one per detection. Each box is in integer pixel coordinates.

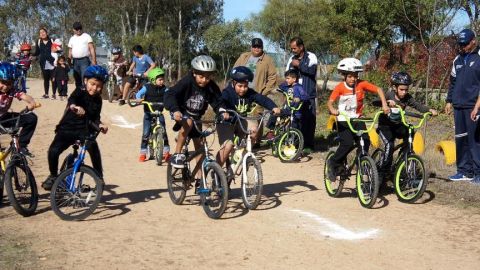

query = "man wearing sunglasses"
[{"left": 445, "top": 29, "right": 480, "bottom": 184}]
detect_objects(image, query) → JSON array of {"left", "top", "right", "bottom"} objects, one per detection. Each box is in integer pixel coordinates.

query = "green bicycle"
[
  {"left": 372, "top": 107, "right": 432, "bottom": 203},
  {"left": 324, "top": 111, "right": 382, "bottom": 208},
  {"left": 138, "top": 101, "right": 167, "bottom": 165}
]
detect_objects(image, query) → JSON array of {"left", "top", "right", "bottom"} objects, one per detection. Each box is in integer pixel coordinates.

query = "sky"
[{"left": 223, "top": 0, "right": 266, "bottom": 22}]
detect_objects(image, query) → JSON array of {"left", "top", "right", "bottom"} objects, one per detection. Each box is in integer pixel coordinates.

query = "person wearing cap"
[
  {"left": 234, "top": 38, "right": 277, "bottom": 96},
  {"left": 68, "top": 21, "right": 97, "bottom": 90},
  {"left": 286, "top": 37, "right": 318, "bottom": 154},
  {"left": 445, "top": 29, "right": 480, "bottom": 183}
]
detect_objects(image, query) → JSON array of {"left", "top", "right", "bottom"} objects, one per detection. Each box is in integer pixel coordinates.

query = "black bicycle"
[
  {"left": 166, "top": 116, "right": 228, "bottom": 219},
  {"left": 0, "top": 108, "right": 38, "bottom": 216}
]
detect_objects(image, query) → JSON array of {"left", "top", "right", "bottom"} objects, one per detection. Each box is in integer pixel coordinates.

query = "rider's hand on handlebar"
[
  {"left": 70, "top": 104, "right": 85, "bottom": 116},
  {"left": 293, "top": 97, "right": 300, "bottom": 103},
  {"left": 429, "top": 109, "right": 438, "bottom": 116},
  {"left": 330, "top": 109, "right": 339, "bottom": 116},
  {"left": 382, "top": 105, "right": 391, "bottom": 114},
  {"left": 272, "top": 107, "right": 281, "bottom": 116},
  {"left": 173, "top": 111, "right": 183, "bottom": 121},
  {"left": 222, "top": 112, "right": 230, "bottom": 121},
  {"left": 387, "top": 100, "right": 396, "bottom": 107}
]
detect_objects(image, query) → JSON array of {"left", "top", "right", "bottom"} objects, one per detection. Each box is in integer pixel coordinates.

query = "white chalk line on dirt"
[
  {"left": 290, "top": 209, "right": 380, "bottom": 240},
  {"left": 110, "top": 115, "right": 142, "bottom": 129}
]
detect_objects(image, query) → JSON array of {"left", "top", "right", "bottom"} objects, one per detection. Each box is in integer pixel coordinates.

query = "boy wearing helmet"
[
  {"left": 110, "top": 46, "right": 128, "bottom": 90},
  {"left": 0, "top": 62, "right": 38, "bottom": 157},
  {"left": 376, "top": 72, "right": 438, "bottom": 181},
  {"left": 216, "top": 66, "right": 281, "bottom": 167},
  {"left": 14, "top": 42, "right": 33, "bottom": 92},
  {"left": 42, "top": 65, "right": 109, "bottom": 190},
  {"left": 326, "top": 58, "right": 390, "bottom": 181},
  {"left": 135, "top": 67, "right": 171, "bottom": 162},
  {"left": 164, "top": 55, "right": 229, "bottom": 169}
]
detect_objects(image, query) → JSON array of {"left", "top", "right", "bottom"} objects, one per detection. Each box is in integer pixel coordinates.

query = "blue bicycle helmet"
[
  {"left": 230, "top": 66, "right": 254, "bottom": 82},
  {"left": 0, "top": 62, "right": 19, "bottom": 81},
  {"left": 83, "top": 65, "right": 109, "bottom": 83}
]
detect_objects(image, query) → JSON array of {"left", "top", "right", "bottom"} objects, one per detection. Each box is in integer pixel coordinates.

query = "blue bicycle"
[
  {"left": 11, "top": 61, "right": 28, "bottom": 92},
  {"left": 50, "top": 123, "right": 104, "bottom": 221}
]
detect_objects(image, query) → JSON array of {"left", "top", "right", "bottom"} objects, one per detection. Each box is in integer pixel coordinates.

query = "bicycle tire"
[
  {"left": 324, "top": 151, "right": 344, "bottom": 197},
  {"left": 4, "top": 158, "right": 38, "bottom": 216},
  {"left": 200, "top": 162, "right": 228, "bottom": 219},
  {"left": 107, "top": 79, "right": 115, "bottom": 103},
  {"left": 166, "top": 163, "right": 187, "bottom": 205},
  {"left": 277, "top": 128, "right": 304, "bottom": 162},
  {"left": 154, "top": 129, "right": 164, "bottom": 166},
  {"left": 241, "top": 157, "right": 263, "bottom": 210},
  {"left": 0, "top": 170, "right": 4, "bottom": 207},
  {"left": 371, "top": 148, "right": 385, "bottom": 168},
  {"left": 394, "top": 154, "right": 427, "bottom": 203},
  {"left": 355, "top": 156, "right": 379, "bottom": 208},
  {"left": 127, "top": 89, "right": 139, "bottom": 107},
  {"left": 50, "top": 166, "right": 103, "bottom": 221}
]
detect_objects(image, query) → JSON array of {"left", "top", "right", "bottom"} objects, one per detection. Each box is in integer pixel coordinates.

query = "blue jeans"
[
  {"left": 141, "top": 113, "right": 169, "bottom": 152},
  {"left": 454, "top": 108, "right": 480, "bottom": 176},
  {"left": 73, "top": 57, "right": 91, "bottom": 90}
]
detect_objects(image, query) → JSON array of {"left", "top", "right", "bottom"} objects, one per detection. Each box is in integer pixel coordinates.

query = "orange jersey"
[{"left": 329, "top": 80, "right": 379, "bottom": 116}]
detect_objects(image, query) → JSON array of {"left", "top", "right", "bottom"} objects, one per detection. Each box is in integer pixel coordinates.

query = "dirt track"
[{"left": 1, "top": 78, "right": 479, "bottom": 270}]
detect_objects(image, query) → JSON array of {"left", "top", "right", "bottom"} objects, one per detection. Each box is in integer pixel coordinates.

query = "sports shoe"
[
  {"left": 42, "top": 94, "right": 49, "bottom": 99},
  {"left": 118, "top": 99, "right": 125, "bottom": 106},
  {"left": 448, "top": 173, "right": 473, "bottom": 181},
  {"left": 20, "top": 147, "right": 35, "bottom": 158},
  {"left": 139, "top": 154, "right": 147, "bottom": 162},
  {"left": 170, "top": 153, "right": 186, "bottom": 168},
  {"left": 41, "top": 175, "right": 57, "bottom": 191},
  {"left": 51, "top": 94, "right": 56, "bottom": 100},
  {"left": 471, "top": 175, "right": 480, "bottom": 185}
]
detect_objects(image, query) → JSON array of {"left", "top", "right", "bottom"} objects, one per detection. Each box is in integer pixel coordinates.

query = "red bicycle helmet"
[{"left": 20, "top": 43, "right": 32, "bottom": 51}]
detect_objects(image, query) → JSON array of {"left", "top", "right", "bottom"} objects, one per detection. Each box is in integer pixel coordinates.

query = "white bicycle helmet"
[
  {"left": 337, "top": 58, "right": 363, "bottom": 73},
  {"left": 191, "top": 55, "right": 216, "bottom": 72}
]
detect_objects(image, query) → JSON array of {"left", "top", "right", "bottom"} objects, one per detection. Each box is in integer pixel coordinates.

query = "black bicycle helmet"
[
  {"left": 230, "top": 66, "right": 254, "bottom": 82},
  {"left": 84, "top": 65, "right": 109, "bottom": 83},
  {"left": 391, "top": 71, "right": 412, "bottom": 86},
  {"left": 111, "top": 46, "right": 122, "bottom": 55}
]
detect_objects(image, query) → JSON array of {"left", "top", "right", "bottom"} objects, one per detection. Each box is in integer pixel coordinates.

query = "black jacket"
[
  {"left": 33, "top": 39, "right": 55, "bottom": 70},
  {"left": 55, "top": 88, "right": 102, "bottom": 136},
  {"left": 447, "top": 46, "right": 480, "bottom": 109},
  {"left": 377, "top": 90, "right": 430, "bottom": 125},
  {"left": 140, "top": 83, "right": 166, "bottom": 113},
  {"left": 164, "top": 71, "right": 224, "bottom": 117},
  {"left": 221, "top": 83, "right": 277, "bottom": 116}
]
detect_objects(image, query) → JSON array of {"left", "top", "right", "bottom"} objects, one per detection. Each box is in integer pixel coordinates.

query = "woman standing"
[{"left": 32, "top": 27, "right": 55, "bottom": 99}]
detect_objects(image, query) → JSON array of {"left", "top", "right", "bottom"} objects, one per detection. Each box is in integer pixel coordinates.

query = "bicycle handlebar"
[
  {"left": 224, "top": 109, "right": 268, "bottom": 135},
  {"left": 0, "top": 103, "right": 41, "bottom": 135},
  {"left": 275, "top": 88, "right": 303, "bottom": 111},
  {"left": 338, "top": 111, "right": 383, "bottom": 134},
  {"left": 140, "top": 101, "right": 164, "bottom": 113},
  {"left": 396, "top": 106, "right": 432, "bottom": 129},
  {"left": 180, "top": 115, "right": 218, "bottom": 137}
]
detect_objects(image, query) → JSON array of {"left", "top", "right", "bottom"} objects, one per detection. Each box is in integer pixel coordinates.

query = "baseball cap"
[
  {"left": 251, "top": 38, "right": 263, "bottom": 48},
  {"left": 73, "top": 21, "right": 83, "bottom": 30},
  {"left": 457, "top": 29, "right": 475, "bottom": 46}
]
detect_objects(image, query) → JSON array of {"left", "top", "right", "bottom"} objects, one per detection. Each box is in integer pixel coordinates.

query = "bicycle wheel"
[
  {"left": 241, "top": 157, "right": 263, "bottom": 210},
  {"left": 154, "top": 129, "right": 164, "bottom": 166},
  {"left": 107, "top": 79, "right": 115, "bottom": 103},
  {"left": 4, "top": 158, "right": 38, "bottom": 216},
  {"left": 355, "top": 156, "right": 379, "bottom": 208},
  {"left": 277, "top": 128, "right": 304, "bottom": 162},
  {"left": 324, "top": 151, "right": 344, "bottom": 197},
  {"left": 166, "top": 163, "right": 187, "bottom": 205},
  {"left": 394, "top": 154, "right": 427, "bottom": 203},
  {"left": 371, "top": 148, "right": 385, "bottom": 168},
  {"left": 0, "top": 170, "right": 4, "bottom": 207},
  {"left": 200, "top": 162, "right": 228, "bottom": 219},
  {"left": 127, "top": 89, "right": 139, "bottom": 107},
  {"left": 50, "top": 166, "right": 103, "bottom": 221}
]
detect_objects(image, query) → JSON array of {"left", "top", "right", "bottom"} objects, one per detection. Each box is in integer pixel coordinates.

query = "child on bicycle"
[
  {"left": 135, "top": 67, "right": 170, "bottom": 162},
  {"left": 0, "top": 62, "right": 38, "bottom": 157},
  {"left": 266, "top": 69, "right": 309, "bottom": 139},
  {"left": 327, "top": 58, "right": 390, "bottom": 180},
  {"left": 376, "top": 71, "right": 438, "bottom": 180},
  {"left": 216, "top": 66, "right": 281, "bottom": 167},
  {"left": 164, "top": 55, "right": 229, "bottom": 169},
  {"left": 52, "top": 55, "right": 70, "bottom": 101},
  {"left": 120, "top": 45, "right": 156, "bottom": 105},
  {"left": 14, "top": 42, "right": 33, "bottom": 92},
  {"left": 42, "top": 65, "right": 109, "bottom": 190},
  {"left": 109, "top": 46, "right": 128, "bottom": 88}
]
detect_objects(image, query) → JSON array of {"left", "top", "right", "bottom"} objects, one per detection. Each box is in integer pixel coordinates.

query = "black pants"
[
  {"left": 454, "top": 108, "right": 480, "bottom": 176},
  {"left": 331, "top": 121, "right": 370, "bottom": 167},
  {"left": 377, "top": 123, "right": 410, "bottom": 173},
  {"left": 0, "top": 112, "right": 38, "bottom": 148},
  {"left": 41, "top": 69, "right": 55, "bottom": 95},
  {"left": 55, "top": 80, "right": 68, "bottom": 96},
  {"left": 47, "top": 131, "right": 103, "bottom": 178},
  {"left": 302, "top": 99, "right": 316, "bottom": 149}
]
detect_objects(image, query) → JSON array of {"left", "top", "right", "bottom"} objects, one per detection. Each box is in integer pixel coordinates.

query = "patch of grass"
[{"left": 0, "top": 232, "right": 38, "bottom": 269}]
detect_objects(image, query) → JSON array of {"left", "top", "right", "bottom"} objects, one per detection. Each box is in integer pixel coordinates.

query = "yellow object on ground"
[
  {"left": 435, "top": 140, "right": 456, "bottom": 165},
  {"left": 413, "top": 132, "right": 425, "bottom": 155},
  {"left": 326, "top": 115, "right": 336, "bottom": 131},
  {"left": 369, "top": 129, "right": 380, "bottom": 148}
]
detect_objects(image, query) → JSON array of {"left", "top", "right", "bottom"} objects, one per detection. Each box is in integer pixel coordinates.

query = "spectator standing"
[
  {"left": 445, "top": 29, "right": 480, "bottom": 183},
  {"left": 286, "top": 37, "right": 318, "bottom": 154},
  {"left": 32, "top": 27, "right": 55, "bottom": 98},
  {"left": 68, "top": 21, "right": 96, "bottom": 90}
]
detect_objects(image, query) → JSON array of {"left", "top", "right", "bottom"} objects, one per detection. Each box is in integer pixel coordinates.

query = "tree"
[{"left": 461, "top": 0, "right": 480, "bottom": 33}]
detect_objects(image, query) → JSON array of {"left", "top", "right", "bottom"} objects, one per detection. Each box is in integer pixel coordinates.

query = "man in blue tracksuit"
[
  {"left": 445, "top": 29, "right": 480, "bottom": 183},
  {"left": 286, "top": 37, "right": 317, "bottom": 154}
]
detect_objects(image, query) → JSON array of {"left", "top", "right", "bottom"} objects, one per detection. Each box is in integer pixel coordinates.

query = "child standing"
[
  {"left": 326, "top": 58, "right": 390, "bottom": 181},
  {"left": 135, "top": 67, "right": 170, "bottom": 162},
  {"left": 14, "top": 43, "right": 33, "bottom": 92},
  {"left": 266, "top": 69, "right": 309, "bottom": 140},
  {"left": 52, "top": 56, "right": 70, "bottom": 101}
]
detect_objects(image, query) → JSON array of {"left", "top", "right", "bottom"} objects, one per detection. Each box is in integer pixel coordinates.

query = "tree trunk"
[
  {"left": 143, "top": 0, "right": 151, "bottom": 36},
  {"left": 125, "top": 10, "right": 132, "bottom": 36},
  {"left": 177, "top": 8, "right": 182, "bottom": 79},
  {"left": 134, "top": 1, "right": 139, "bottom": 36}
]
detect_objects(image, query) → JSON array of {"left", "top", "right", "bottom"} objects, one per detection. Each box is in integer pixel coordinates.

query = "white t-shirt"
[{"left": 68, "top": 33, "right": 93, "bottom": 58}]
